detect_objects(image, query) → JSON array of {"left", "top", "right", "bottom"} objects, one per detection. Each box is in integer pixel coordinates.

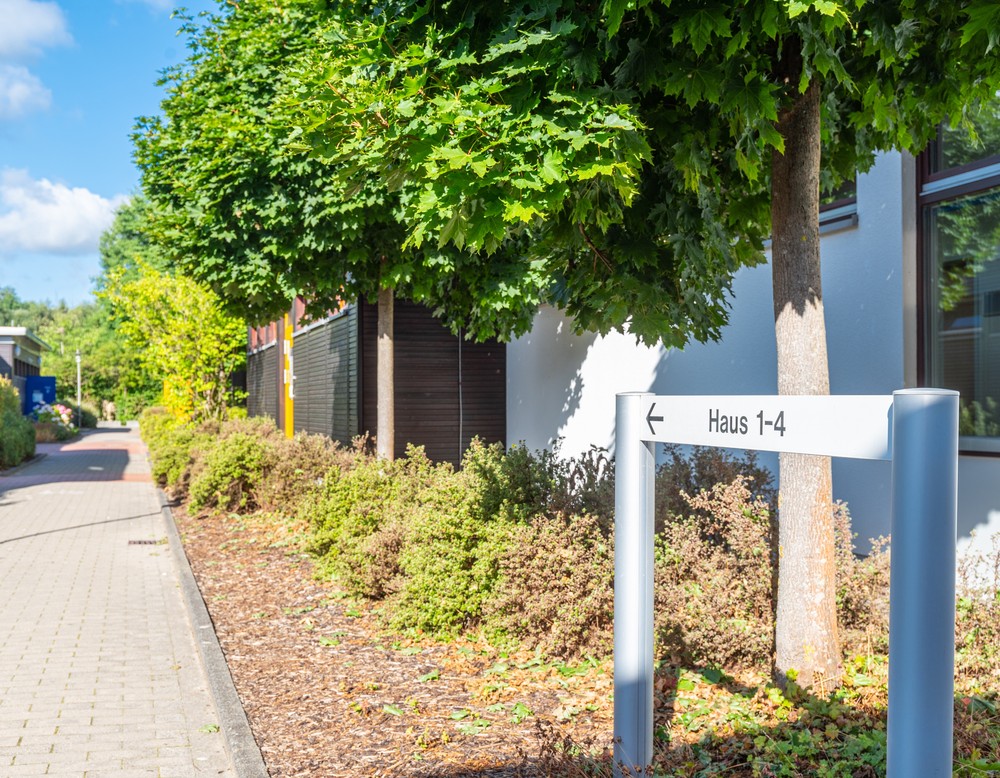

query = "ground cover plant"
[{"left": 147, "top": 414, "right": 1000, "bottom": 775}]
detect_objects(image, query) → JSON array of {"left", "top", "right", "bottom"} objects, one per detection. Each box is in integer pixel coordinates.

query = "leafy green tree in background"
[{"left": 99, "top": 261, "right": 246, "bottom": 422}]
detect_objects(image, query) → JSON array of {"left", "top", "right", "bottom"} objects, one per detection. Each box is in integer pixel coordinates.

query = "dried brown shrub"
[
  {"left": 653, "top": 477, "right": 775, "bottom": 670},
  {"left": 834, "top": 502, "right": 890, "bottom": 655},
  {"left": 487, "top": 511, "right": 614, "bottom": 658},
  {"left": 252, "top": 431, "right": 354, "bottom": 514},
  {"left": 955, "top": 536, "right": 1000, "bottom": 682}
]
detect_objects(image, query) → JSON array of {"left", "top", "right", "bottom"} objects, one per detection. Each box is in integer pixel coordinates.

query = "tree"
[
  {"left": 97, "top": 196, "right": 169, "bottom": 290},
  {"left": 99, "top": 262, "right": 246, "bottom": 421},
  {"left": 289, "top": 0, "right": 1000, "bottom": 687},
  {"left": 132, "top": 1, "right": 595, "bottom": 455}
]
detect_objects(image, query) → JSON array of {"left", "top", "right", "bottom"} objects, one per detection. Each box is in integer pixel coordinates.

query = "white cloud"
[
  {"left": 0, "top": 0, "right": 72, "bottom": 59},
  {"left": 0, "top": 64, "right": 50, "bottom": 118},
  {"left": 0, "top": 170, "right": 128, "bottom": 255}
]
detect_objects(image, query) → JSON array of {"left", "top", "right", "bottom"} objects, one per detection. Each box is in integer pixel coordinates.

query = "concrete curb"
[{"left": 159, "top": 491, "right": 270, "bottom": 778}]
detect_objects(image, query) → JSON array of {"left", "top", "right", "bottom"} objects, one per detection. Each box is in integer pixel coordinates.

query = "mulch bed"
[{"left": 175, "top": 509, "right": 616, "bottom": 777}]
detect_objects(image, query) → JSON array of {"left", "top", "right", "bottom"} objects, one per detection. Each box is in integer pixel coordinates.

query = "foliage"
[
  {"left": 655, "top": 444, "right": 776, "bottom": 532},
  {"left": 189, "top": 431, "right": 274, "bottom": 512},
  {"left": 0, "top": 285, "right": 159, "bottom": 413},
  {"left": 279, "top": 1, "right": 1000, "bottom": 346},
  {"left": 132, "top": 1, "right": 395, "bottom": 327},
  {"left": 140, "top": 407, "right": 196, "bottom": 489},
  {"left": 654, "top": 478, "right": 776, "bottom": 669},
  {"left": 253, "top": 431, "right": 353, "bottom": 514},
  {"left": 100, "top": 261, "right": 246, "bottom": 422},
  {"left": 303, "top": 447, "right": 448, "bottom": 602},
  {"left": 31, "top": 402, "right": 78, "bottom": 443},
  {"left": 96, "top": 196, "right": 170, "bottom": 290},
  {"left": 835, "top": 506, "right": 890, "bottom": 655},
  {"left": 65, "top": 401, "right": 99, "bottom": 429},
  {"left": 487, "top": 511, "right": 614, "bottom": 657},
  {"left": 0, "top": 378, "right": 35, "bottom": 468},
  {"left": 391, "top": 460, "right": 516, "bottom": 636}
]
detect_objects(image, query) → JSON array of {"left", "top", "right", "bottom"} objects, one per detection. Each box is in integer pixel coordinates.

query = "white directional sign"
[{"left": 638, "top": 395, "right": 894, "bottom": 460}]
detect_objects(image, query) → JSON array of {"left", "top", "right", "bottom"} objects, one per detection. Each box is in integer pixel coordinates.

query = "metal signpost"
[{"left": 614, "top": 390, "right": 959, "bottom": 778}]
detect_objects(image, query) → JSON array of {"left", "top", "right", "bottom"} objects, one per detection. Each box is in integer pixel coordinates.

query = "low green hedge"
[{"left": 0, "top": 378, "right": 35, "bottom": 468}]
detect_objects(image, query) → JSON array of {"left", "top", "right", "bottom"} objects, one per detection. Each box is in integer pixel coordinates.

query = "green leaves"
[{"left": 133, "top": 0, "right": 1000, "bottom": 351}]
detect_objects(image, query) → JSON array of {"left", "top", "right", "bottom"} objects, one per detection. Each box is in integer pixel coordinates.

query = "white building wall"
[{"left": 507, "top": 150, "right": 1000, "bottom": 551}]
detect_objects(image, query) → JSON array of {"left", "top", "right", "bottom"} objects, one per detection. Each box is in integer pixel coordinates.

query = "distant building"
[{"left": 0, "top": 327, "right": 49, "bottom": 401}]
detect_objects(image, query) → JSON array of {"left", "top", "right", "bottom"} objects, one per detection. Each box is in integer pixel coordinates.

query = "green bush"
[
  {"left": 390, "top": 464, "right": 515, "bottom": 637},
  {"left": 304, "top": 446, "right": 434, "bottom": 598},
  {"left": 304, "top": 444, "right": 518, "bottom": 638},
  {"left": 140, "top": 407, "right": 199, "bottom": 491},
  {"left": 0, "top": 378, "right": 35, "bottom": 468},
  {"left": 188, "top": 430, "right": 276, "bottom": 512},
  {"left": 115, "top": 387, "right": 161, "bottom": 422},
  {"left": 254, "top": 431, "right": 353, "bottom": 514}
]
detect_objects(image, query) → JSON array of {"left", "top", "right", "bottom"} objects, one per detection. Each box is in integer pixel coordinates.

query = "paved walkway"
[{"left": 0, "top": 426, "right": 236, "bottom": 777}]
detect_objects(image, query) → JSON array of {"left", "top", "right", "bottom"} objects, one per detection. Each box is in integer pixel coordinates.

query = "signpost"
[{"left": 614, "top": 390, "right": 959, "bottom": 778}]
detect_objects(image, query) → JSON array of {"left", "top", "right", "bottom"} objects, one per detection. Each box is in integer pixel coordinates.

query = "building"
[
  {"left": 0, "top": 327, "right": 48, "bottom": 405},
  {"left": 247, "top": 297, "right": 506, "bottom": 465}
]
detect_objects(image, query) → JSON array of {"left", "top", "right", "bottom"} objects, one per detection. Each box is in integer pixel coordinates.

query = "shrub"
[
  {"left": 141, "top": 407, "right": 192, "bottom": 488},
  {"left": 33, "top": 421, "right": 76, "bottom": 443},
  {"left": 304, "top": 446, "right": 438, "bottom": 598},
  {"left": 0, "top": 378, "right": 35, "bottom": 468},
  {"left": 654, "top": 444, "right": 776, "bottom": 532},
  {"left": 115, "top": 387, "right": 161, "bottom": 422},
  {"left": 955, "top": 537, "right": 1000, "bottom": 682},
  {"left": 188, "top": 430, "right": 276, "bottom": 512},
  {"left": 462, "top": 439, "right": 550, "bottom": 523},
  {"left": 653, "top": 477, "right": 775, "bottom": 669},
  {"left": 834, "top": 503, "right": 890, "bottom": 655},
  {"left": 390, "top": 464, "right": 515, "bottom": 637},
  {"left": 486, "top": 511, "right": 614, "bottom": 657},
  {"left": 253, "top": 431, "right": 352, "bottom": 514}
]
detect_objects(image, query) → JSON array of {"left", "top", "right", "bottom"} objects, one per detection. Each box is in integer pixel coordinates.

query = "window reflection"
[
  {"left": 929, "top": 99, "right": 1000, "bottom": 174},
  {"left": 925, "top": 189, "right": 1000, "bottom": 438}
]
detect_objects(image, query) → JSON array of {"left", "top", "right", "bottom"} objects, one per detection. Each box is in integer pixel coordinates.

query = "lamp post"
[{"left": 75, "top": 349, "right": 81, "bottom": 428}]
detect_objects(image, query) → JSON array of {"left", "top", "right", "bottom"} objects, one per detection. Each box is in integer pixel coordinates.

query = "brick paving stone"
[{"left": 0, "top": 428, "right": 235, "bottom": 777}]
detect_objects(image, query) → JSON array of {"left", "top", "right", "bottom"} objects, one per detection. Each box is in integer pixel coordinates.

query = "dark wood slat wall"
[
  {"left": 292, "top": 310, "right": 359, "bottom": 445},
  {"left": 247, "top": 345, "right": 279, "bottom": 421},
  {"left": 360, "top": 300, "right": 505, "bottom": 465}
]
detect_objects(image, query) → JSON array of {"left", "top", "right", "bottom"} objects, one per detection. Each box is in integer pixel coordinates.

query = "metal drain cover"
[{"left": 128, "top": 539, "right": 164, "bottom": 545}]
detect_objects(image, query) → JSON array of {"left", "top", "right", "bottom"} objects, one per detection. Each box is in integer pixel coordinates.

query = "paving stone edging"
[{"left": 159, "top": 490, "right": 271, "bottom": 778}]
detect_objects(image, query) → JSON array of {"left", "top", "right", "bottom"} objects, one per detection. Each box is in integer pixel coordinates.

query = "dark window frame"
[{"left": 917, "top": 134, "right": 1000, "bottom": 456}]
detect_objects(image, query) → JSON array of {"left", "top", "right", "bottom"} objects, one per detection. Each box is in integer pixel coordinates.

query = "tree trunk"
[
  {"left": 770, "top": 80, "right": 841, "bottom": 689},
  {"left": 376, "top": 286, "right": 395, "bottom": 460}
]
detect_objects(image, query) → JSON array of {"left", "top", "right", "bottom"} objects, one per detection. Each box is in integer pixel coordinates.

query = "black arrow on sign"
[{"left": 646, "top": 402, "right": 664, "bottom": 436}]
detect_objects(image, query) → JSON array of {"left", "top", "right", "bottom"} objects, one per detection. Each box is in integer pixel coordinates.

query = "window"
[{"left": 920, "top": 98, "right": 1000, "bottom": 453}]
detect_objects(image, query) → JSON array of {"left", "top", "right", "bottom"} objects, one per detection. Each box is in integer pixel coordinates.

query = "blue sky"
[{"left": 0, "top": 0, "right": 212, "bottom": 307}]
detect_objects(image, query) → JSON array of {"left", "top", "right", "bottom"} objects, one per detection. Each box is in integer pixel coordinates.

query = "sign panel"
[{"left": 638, "top": 395, "right": 893, "bottom": 460}]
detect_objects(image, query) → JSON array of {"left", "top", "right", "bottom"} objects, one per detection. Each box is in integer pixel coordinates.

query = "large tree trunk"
[
  {"left": 770, "top": 80, "right": 841, "bottom": 689},
  {"left": 376, "top": 286, "right": 395, "bottom": 460}
]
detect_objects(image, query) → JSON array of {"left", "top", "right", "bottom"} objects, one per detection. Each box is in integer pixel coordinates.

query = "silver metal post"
[
  {"left": 887, "top": 388, "right": 959, "bottom": 777},
  {"left": 614, "top": 392, "right": 656, "bottom": 776}
]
